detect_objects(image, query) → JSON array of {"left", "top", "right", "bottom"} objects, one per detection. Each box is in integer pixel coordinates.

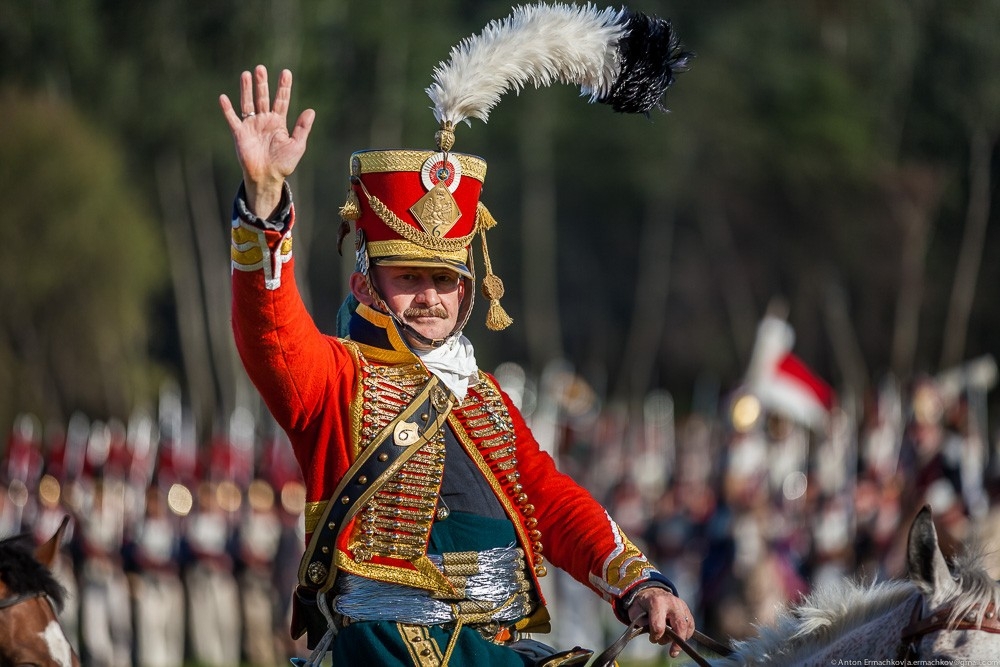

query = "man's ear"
[{"left": 350, "top": 272, "right": 375, "bottom": 306}]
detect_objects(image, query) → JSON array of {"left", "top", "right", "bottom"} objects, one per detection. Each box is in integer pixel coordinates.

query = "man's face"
[{"left": 370, "top": 265, "right": 465, "bottom": 343}]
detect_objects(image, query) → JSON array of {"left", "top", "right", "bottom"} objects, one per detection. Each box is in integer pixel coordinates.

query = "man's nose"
[{"left": 413, "top": 279, "right": 439, "bottom": 303}]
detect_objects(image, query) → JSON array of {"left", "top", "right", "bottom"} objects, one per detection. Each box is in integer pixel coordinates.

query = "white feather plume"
[{"left": 426, "top": 3, "right": 628, "bottom": 127}]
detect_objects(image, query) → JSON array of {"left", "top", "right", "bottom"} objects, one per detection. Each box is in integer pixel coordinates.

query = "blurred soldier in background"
[
  {"left": 236, "top": 478, "right": 284, "bottom": 665},
  {"left": 183, "top": 478, "right": 241, "bottom": 666},
  {"left": 126, "top": 485, "right": 185, "bottom": 667},
  {"left": 77, "top": 420, "right": 133, "bottom": 667}
]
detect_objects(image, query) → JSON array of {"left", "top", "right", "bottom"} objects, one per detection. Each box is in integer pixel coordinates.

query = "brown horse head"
[{"left": 0, "top": 515, "right": 79, "bottom": 667}]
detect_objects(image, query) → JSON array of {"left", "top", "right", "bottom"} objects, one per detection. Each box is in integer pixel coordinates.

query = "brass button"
[
  {"left": 321, "top": 546, "right": 329, "bottom": 554},
  {"left": 529, "top": 530, "right": 542, "bottom": 540},
  {"left": 534, "top": 565, "right": 547, "bottom": 577},
  {"left": 523, "top": 504, "right": 535, "bottom": 516},
  {"left": 525, "top": 518, "right": 538, "bottom": 529},
  {"left": 515, "top": 493, "right": 529, "bottom": 505},
  {"left": 341, "top": 496, "right": 350, "bottom": 504},
  {"left": 533, "top": 542, "right": 543, "bottom": 553},
  {"left": 357, "top": 475, "right": 368, "bottom": 485},
  {"left": 378, "top": 453, "right": 389, "bottom": 462}
]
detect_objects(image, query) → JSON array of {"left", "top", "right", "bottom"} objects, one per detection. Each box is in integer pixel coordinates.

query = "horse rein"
[
  {"left": 898, "top": 595, "right": 1000, "bottom": 663},
  {"left": 592, "top": 613, "right": 734, "bottom": 667}
]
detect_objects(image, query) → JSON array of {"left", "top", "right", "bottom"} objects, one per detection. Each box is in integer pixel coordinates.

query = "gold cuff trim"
[
  {"left": 353, "top": 150, "right": 487, "bottom": 183},
  {"left": 230, "top": 222, "right": 293, "bottom": 290}
]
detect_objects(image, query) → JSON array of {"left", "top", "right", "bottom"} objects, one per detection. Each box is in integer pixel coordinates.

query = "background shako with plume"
[{"left": 339, "top": 2, "right": 691, "bottom": 335}]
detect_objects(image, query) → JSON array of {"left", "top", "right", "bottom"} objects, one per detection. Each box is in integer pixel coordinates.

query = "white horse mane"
[{"left": 714, "top": 549, "right": 1000, "bottom": 666}]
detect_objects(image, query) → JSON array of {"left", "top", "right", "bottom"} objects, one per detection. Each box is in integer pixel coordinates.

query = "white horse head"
[{"left": 710, "top": 506, "right": 1000, "bottom": 666}]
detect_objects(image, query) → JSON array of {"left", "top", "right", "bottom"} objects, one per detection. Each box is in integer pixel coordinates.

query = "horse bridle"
[
  {"left": 897, "top": 595, "right": 1000, "bottom": 663},
  {"left": 0, "top": 590, "right": 46, "bottom": 611}
]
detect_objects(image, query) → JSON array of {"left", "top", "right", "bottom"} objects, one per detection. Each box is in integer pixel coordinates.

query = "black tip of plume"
[{"left": 601, "top": 11, "right": 693, "bottom": 114}]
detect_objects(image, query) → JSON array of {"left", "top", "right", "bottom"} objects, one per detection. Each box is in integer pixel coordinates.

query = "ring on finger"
[{"left": 242, "top": 111, "right": 256, "bottom": 119}]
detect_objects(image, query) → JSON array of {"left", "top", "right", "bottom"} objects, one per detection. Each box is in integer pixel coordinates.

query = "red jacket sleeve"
[{"left": 230, "top": 200, "right": 356, "bottom": 502}]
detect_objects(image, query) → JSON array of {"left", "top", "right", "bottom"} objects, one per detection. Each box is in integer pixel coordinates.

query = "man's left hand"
[{"left": 628, "top": 587, "right": 695, "bottom": 658}]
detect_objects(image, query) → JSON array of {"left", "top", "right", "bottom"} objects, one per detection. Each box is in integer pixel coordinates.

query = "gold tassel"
[
  {"left": 339, "top": 189, "right": 361, "bottom": 221},
  {"left": 479, "top": 227, "right": 512, "bottom": 331},
  {"left": 337, "top": 190, "right": 361, "bottom": 255},
  {"left": 476, "top": 201, "right": 498, "bottom": 230}
]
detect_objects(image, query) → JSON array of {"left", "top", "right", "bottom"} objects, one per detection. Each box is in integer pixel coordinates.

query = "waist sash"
[{"left": 334, "top": 544, "right": 534, "bottom": 627}]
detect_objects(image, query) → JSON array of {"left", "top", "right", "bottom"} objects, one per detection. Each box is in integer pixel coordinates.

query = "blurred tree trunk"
[
  {"left": 184, "top": 154, "right": 241, "bottom": 420},
  {"left": 940, "top": 128, "right": 995, "bottom": 369},
  {"left": 700, "top": 197, "right": 758, "bottom": 370},
  {"left": 887, "top": 166, "right": 945, "bottom": 379},
  {"left": 155, "top": 152, "right": 216, "bottom": 435},
  {"left": 616, "top": 189, "right": 674, "bottom": 404},
  {"left": 519, "top": 93, "right": 563, "bottom": 371},
  {"left": 823, "top": 280, "right": 869, "bottom": 415}
]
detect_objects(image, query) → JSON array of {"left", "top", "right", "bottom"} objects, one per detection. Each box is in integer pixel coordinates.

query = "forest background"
[{"left": 2, "top": 0, "right": 999, "bottom": 450}]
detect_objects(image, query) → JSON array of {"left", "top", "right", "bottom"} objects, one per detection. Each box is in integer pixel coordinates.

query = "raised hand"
[{"left": 219, "top": 65, "right": 315, "bottom": 217}]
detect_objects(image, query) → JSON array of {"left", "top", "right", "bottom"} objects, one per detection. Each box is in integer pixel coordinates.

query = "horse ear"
[
  {"left": 906, "top": 505, "right": 953, "bottom": 600},
  {"left": 34, "top": 515, "right": 71, "bottom": 570}
]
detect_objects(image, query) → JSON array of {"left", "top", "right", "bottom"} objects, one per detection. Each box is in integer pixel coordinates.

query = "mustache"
[{"left": 403, "top": 306, "right": 448, "bottom": 319}]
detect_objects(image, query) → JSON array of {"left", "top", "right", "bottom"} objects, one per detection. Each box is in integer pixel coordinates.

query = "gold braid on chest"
[
  {"left": 351, "top": 362, "right": 447, "bottom": 563},
  {"left": 454, "top": 378, "right": 547, "bottom": 577}
]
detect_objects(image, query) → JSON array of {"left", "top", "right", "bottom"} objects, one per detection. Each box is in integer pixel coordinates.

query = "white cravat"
[{"left": 414, "top": 334, "right": 479, "bottom": 402}]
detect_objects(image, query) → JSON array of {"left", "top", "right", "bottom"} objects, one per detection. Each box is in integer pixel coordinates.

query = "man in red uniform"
[{"left": 220, "top": 7, "right": 693, "bottom": 666}]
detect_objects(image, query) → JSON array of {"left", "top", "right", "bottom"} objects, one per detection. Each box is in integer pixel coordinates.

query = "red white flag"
[{"left": 746, "top": 315, "right": 835, "bottom": 429}]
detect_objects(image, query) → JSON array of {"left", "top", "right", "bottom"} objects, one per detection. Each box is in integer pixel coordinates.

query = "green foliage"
[
  {"left": 0, "top": 91, "right": 166, "bottom": 428},
  {"left": 0, "top": 0, "right": 998, "bottom": 427}
]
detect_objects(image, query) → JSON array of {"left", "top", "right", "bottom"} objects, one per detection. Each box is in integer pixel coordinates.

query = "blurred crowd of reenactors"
[
  {"left": 522, "top": 352, "right": 1000, "bottom": 652},
  {"left": 0, "top": 385, "right": 310, "bottom": 666},
  {"left": 3, "top": 349, "right": 1000, "bottom": 665}
]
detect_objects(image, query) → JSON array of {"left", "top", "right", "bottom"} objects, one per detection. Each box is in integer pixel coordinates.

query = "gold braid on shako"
[{"left": 340, "top": 2, "right": 691, "bottom": 333}]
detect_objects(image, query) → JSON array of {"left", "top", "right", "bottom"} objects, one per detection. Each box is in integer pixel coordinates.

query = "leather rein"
[
  {"left": 897, "top": 595, "right": 1000, "bottom": 663},
  {"left": 591, "top": 614, "right": 734, "bottom": 667}
]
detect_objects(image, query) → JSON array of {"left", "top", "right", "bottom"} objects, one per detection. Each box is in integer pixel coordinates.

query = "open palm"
[{"left": 220, "top": 65, "right": 315, "bottom": 214}]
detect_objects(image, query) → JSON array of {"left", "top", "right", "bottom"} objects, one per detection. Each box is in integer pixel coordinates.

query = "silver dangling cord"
[{"left": 302, "top": 592, "right": 338, "bottom": 666}]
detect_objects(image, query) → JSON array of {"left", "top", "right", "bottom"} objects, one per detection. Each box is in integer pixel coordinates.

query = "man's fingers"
[
  {"left": 219, "top": 94, "right": 242, "bottom": 131},
  {"left": 239, "top": 70, "right": 254, "bottom": 116},
  {"left": 273, "top": 69, "right": 293, "bottom": 116},
  {"left": 254, "top": 64, "right": 271, "bottom": 114},
  {"left": 291, "top": 109, "right": 316, "bottom": 144}
]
